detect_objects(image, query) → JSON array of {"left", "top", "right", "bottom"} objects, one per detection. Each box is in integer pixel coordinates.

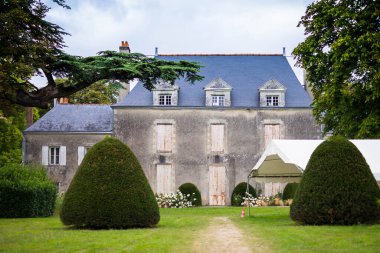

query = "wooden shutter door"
[
  {"left": 211, "top": 124, "right": 224, "bottom": 152},
  {"left": 209, "top": 165, "right": 226, "bottom": 205},
  {"left": 156, "top": 124, "right": 172, "bottom": 152},
  {"left": 156, "top": 164, "right": 173, "bottom": 194},
  {"left": 264, "top": 124, "right": 280, "bottom": 148}
]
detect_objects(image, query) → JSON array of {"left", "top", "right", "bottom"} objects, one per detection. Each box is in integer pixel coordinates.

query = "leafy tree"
[
  {"left": 293, "top": 0, "right": 380, "bottom": 138},
  {"left": 67, "top": 80, "right": 121, "bottom": 104},
  {"left": 0, "top": 118, "right": 22, "bottom": 166},
  {"left": 0, "top": 0, "right": 203, "bottom": 109}
]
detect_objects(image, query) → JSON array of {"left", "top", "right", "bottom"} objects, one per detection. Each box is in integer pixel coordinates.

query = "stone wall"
[
  {"left": 24, "top": 133, "right": 110, "bottom": 192},
  {"left": 113, "top": 107, "right": 321, "bottom": 205}
]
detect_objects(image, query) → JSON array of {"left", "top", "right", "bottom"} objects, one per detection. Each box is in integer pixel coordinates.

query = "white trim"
[
  {"left": 78, "top": 146, "right": 85, "bottom": 165},
  {"left": 41, "top": 146, "right": 48, "bottom": 165},
  {"left": 59, "top": 146, "right": 66, "bottom": 166}
]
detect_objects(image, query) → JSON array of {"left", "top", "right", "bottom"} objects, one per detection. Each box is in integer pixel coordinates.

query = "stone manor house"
[{"left": 23, "top": 46, "right": 321, "bottom": 205}]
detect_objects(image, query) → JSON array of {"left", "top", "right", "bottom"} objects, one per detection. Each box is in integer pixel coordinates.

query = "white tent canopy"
[{"left": 250, "top": 139, "right": 380, "bottom": 181}]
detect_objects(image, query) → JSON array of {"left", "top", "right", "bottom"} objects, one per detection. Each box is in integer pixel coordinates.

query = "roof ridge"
[
  {"left": 57, "top": 104, "right": 111, "bottom": 106},
  {"left": 158, "top": 53, "right": 283, "bottom": 56}
]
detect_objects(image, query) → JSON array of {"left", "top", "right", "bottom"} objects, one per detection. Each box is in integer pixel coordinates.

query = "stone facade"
[
  {"left": 23, "top": 133, "right": 110, "bottom": 192},
  {"left": 23, "top": 54, "right": 323, "bottom": 204},
  {"left": 113, "top": 107, "right": 321, "bottom": 205}
]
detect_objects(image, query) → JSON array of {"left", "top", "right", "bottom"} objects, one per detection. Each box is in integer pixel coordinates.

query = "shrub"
[
  {"left": 60, "top": 137, "right": 159, "bottom": 229},
  {"left": 282, "top": 183, "right": 299, "bottom": 200},
  {"left": 290, "top": 136, "right": 380, "bottom": 225},
  {"left": 0, "top": 163, "right": 56, "bottom": 218},
  {"left": 156, "top": 190, "right": 193, "bottom": 208},
  {"left": 231, "top": 182, "right": 256, "bottom": 206},
  {"left": 178, "top": 183, "right": 202, "bottom": 206}
]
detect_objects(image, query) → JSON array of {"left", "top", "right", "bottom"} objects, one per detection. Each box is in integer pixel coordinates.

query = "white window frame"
[
  {"left": 49, "top": 147, "right": 60, "bottom": 165},
  {"left": 266, "top": 95, "right": 279, "bottom": 107},
  {"left": 159, "top": 94, "right": 172, "bottom": 105},
  {"left": 211, "top": 95, "right": 225, "bottom": 107}
]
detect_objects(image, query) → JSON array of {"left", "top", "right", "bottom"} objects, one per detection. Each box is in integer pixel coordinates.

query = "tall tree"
[
  {"left": 293, "top": 0, "right": 380, "bottom": 138},
  {"left": 0, "top": 0, "right": 202, "bottom": 109}
]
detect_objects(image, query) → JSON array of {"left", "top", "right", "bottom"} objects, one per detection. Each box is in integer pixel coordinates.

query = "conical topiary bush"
[
  {"left": 290, "top": 136, "right": 380, "bottom": 225},
  {"left": 60, "top": 137, "right": 159, "bottom": 229}
]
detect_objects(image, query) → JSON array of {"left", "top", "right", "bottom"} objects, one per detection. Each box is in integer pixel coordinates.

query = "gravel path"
[{"left": 193, "top": 217, "right": 252, "bottom": 253}]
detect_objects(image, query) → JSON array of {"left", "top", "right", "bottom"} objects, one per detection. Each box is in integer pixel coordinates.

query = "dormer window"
[
  {"left": 152, "top": 80, "right": 179, "bottom": 106},
  {"left": 259, "top": 79, "right": 286, "bottom": 107},
  {"left": 266, "top": 95, "right": 279, "bottom": 107},
  {"left": 204, "top": 78, "right": 232, "bottom": 107},
  {"left": 159, "top": 95, "right": 172, "bottom": 105},
  {"left": 212, "top": 95, "right": 225, "bottom": 106}
]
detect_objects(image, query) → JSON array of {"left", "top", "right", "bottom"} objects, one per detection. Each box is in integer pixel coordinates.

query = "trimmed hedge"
[
  {"left": 290, "top": 136, "right": 380, "bottom": 225},
  {"left": 282, "top": 183, "right": 299, "bottom": 200},
  {"left": 178, "top": 183, "right": 202, "bottom": 206},
  {"left": 231, "top": 182, "right": 256, "bottom": 206},
  {"left": 0, "top": 164, "right": 56, "bottom": 218},
  {"left": 60, "top": 137, "right": 160, "bottom": 229}
]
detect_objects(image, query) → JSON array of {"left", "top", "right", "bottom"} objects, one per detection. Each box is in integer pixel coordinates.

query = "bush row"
[{"left": 0, "top": 164, "right": 56, "bottom": 218}]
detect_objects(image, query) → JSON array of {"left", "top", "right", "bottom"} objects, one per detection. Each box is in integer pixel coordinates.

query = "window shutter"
[
  {"left": 211, "top": 124, "right": 224, "bottom": 152},
  {"left": 156, "top": 164, "right": 173, "bottom": 194},
  {"left": 41, "top": 146, "right": 48, "bottom": 165},
  {"left": 78, "top": 146, "right": 85, "bottom": 165},
  {"left": 156, "top": 124, "right": 173, "bottom": 152},
  {"left": 264, "top": 124, "right": 280, "bottom": 148},
  {"left": 60, "top": 146, "right": 66, "bottom": 166}
]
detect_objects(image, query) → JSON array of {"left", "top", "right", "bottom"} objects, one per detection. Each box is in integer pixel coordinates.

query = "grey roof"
[
  {"left": 114, "top": 54, "right": 312, "bottom": 108},
  {"left": 24, "top": 104, "right": 113, "bottom": 132}
]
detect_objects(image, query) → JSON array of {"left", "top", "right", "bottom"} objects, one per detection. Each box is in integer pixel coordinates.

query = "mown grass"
[{"left": 0, "top": 207, "right": 379, "bottom": 253}]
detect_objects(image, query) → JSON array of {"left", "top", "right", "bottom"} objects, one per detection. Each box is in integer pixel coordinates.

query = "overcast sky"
[{"left": 43, "top": 0, "right": 314, "bottom": 84}]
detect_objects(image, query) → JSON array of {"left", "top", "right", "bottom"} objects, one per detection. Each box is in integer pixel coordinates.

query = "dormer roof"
[
  {"left": 204, "top": 77, "right": 232, "bottom": 91},
  {"left": 259, "top": 79, "right": 287, "bottom": 91}
]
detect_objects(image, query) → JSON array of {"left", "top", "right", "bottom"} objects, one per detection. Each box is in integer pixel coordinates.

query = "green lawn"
[{"left": 0, "top": 207, "right": 379, "bottom": 253}]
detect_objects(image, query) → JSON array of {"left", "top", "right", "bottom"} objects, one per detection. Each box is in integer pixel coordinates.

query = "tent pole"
[{"left": 247, "top": 176, "right": 251, "bottom": 217}]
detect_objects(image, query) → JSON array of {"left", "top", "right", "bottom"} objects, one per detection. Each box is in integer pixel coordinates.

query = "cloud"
[{"left": 43, "top": 0, "right": 313, "bottom": 83}]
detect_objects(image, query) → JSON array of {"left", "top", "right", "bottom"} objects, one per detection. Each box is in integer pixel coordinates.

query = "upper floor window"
[
  {"left": 259, "top": 79, "right": 286, "bottom": 107},
  {"left": 42, "top": 145, "right": 66, "bottom": 166},
  {"left": 266, "top": 95, "right": 279, "bottom": 107},
  {"left": 159, "top": 95, "right": 172, "bottom": 105},
  {"left": 210, "top": 124, "right": 225, "bottom": 153},
  {"left": 49, "top": 147, "right": 60, "bottom": 165},
  {"left": 212, "top": 95, "right": 225, "bottom": 106},
  {"left": 153, "top": 81, "right": 178, "bottom": 106},
  {"left": 156, "top": 123, "right": 173, "bottom": 153},
  {"left": 204, "top": 78, "right": 232, "bottom": 107}
]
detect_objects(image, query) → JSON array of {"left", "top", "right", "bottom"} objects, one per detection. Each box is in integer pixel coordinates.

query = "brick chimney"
[
  {"left": 119, "top": 41, "right": 131, "bottom": 53},
  {"left": 26, "top": 107, "right": 33, "bottom": 128},
  {"left": 59, "top": 97, "right": 69, "bottom": 104}
]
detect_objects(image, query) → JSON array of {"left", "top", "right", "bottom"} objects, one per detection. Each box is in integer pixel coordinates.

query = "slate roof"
[
  {"left": 24, "top": 104, "right": 113, "bottom": 132},
  {"left": 114, "top": 54, "right": 312, "bottom": 108}
]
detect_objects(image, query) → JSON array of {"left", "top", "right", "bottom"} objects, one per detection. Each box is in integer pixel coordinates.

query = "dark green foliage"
[
  {"left": 290, "top": 137, "right": 380, "bottom": 225},
  {"left": 1, "top": 1, "right": 203, "bottom": 109},
  {"left": 231, "top": 182, "right": 256, "bottom": 206},
  {"left": 0, "top": 119, "right": 22, "bottom": 166},
  {"left": 178, "top": 183, "right": 202, "bottom": 206},
  {"left": 60, "top": 137, "right": 160, "bottom": 229},
  {"left": 0, "top": 164, "right": 56, "bottom": 218},
  {"left": 293, "top": 0, "right": 380, "bottom": 138},
  {"left": 282, "top": 183, "right": 299, "bottom": 200}
]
